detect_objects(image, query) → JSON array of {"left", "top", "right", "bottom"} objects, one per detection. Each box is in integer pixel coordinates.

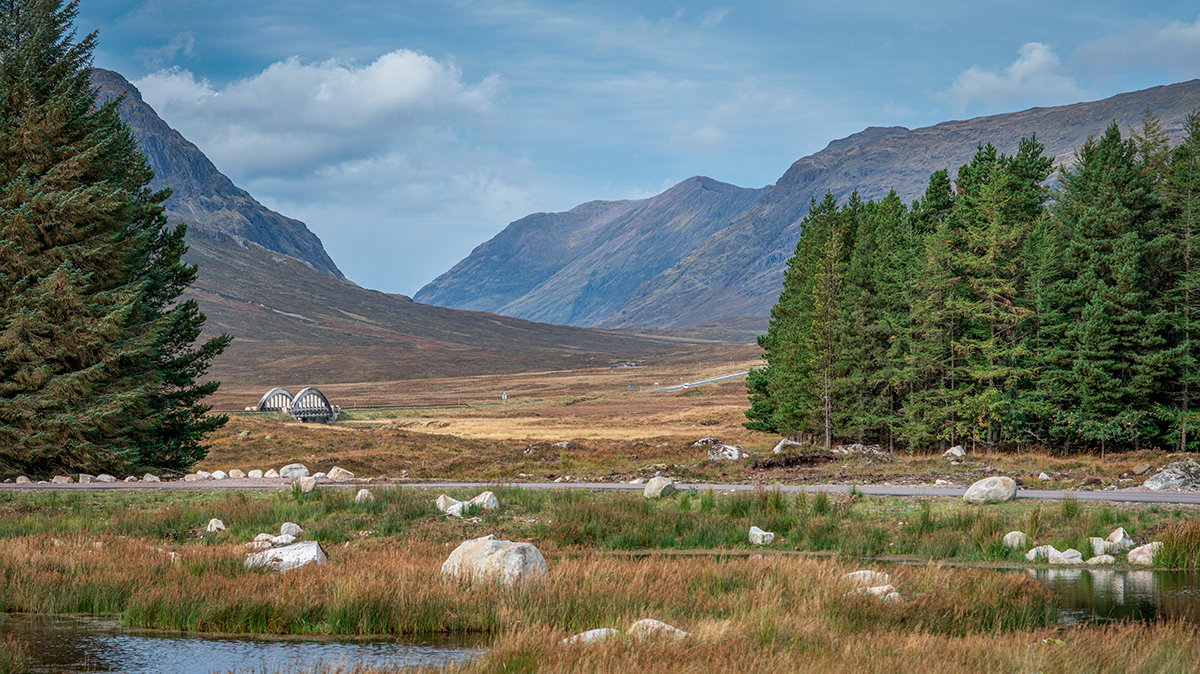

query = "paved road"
[
  {"left": 647, "top": 370, "right": 751, "bottom": 393},
  {"left": 3, "top": 478, "right": 1199, "bottom": 505}
]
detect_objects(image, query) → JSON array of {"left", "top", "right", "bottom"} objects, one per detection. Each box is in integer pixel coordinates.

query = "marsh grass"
[
  {"left": 0, "top": 635, "right": 27, "bottom": 674},
  {"left": 1159, "top": 520, "right": 1200, "bottom": 568}
]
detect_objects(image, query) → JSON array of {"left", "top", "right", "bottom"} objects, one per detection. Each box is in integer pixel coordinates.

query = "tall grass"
[
  {"left": 0, "top": 635, "right": 27, "bottom": 674},
  {"left": 1159, "top": 520, "right": 1200, "bottom": 568}
]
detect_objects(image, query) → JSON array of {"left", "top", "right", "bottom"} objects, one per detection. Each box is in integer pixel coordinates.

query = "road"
[
  {"left": 3, "top": 478, "right": 1199, "bottom": 505},
  {"left": 647, "top": 370, "right": 751, "bottom": 393}
]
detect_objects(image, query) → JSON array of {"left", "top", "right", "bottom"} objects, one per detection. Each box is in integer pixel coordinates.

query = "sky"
[{"left": 76, "top": 1, "right": 1200, "bottom": 295}]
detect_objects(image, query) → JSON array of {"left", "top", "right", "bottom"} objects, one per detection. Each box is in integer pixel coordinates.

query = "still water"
[
  {"left": 1030, "top": 567, "right": 1200, "bottom": 624},
  {"left": 0, "top": 614, "right": 486, "bottom": 673}
]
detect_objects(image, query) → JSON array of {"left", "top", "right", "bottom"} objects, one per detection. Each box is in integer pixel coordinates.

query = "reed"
[{"left": 0, "top": 635, "right": 27, "bottom": 674}]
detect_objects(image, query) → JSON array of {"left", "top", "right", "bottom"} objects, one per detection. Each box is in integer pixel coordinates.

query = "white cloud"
[
  {"left": 700, "top": 8, "right": 729, "bottom": 28},
  {"left": 134, "top": 31, "right": 194, "bottom": 70},
  {"left": 1072, "top": 16, "right": 1200, "bottom": 77},
  {"left": 942, "top": 42, "right": 1088, "bottom": 115}
]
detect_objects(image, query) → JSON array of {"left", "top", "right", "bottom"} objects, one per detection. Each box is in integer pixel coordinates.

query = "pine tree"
[
  {"left": 1161, "top": 110, "right": 1200, "bottom": 450},
  {"left": 0, "top": 0, "right": 229, "bottom": 476}
]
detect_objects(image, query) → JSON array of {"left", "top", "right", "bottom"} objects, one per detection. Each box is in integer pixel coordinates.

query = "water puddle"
[
  {"left": 0, "top": 614, "right": 486, "bottom": 673},
  {"left": 1030, "top": 567, "right": 1200, "bottom": 624}
]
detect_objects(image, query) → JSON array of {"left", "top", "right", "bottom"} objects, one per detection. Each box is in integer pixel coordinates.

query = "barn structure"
[{"left": 255, "top": 387, "right": 340, "bottom": 423}]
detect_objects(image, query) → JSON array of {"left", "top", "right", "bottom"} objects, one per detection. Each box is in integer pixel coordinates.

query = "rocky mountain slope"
[
  {"left": 414, "top": 177, "right": 765, "bottom": 326},
  {"left": 92, "top": 69, "right": 344, "bottom": 280}
]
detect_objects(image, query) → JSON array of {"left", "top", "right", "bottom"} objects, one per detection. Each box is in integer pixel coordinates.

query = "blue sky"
[{"left": 78, "top": 1, "right": 1200, "bottom": 294}]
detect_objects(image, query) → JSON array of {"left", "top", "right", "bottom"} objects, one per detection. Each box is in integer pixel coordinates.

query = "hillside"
[
  {"left": 92, "top": 69, "right": 345, "bottom": 281},
  {"left": 414, "top": 177, "right": 766, "bottom": 326}
]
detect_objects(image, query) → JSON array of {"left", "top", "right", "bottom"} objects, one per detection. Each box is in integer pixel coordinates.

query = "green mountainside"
[
  {"left": 414, "top": 176, "right": 766, "bottom": 326},
  {"left": 92, "top": 69, "right": 345, "bottom": 281}
]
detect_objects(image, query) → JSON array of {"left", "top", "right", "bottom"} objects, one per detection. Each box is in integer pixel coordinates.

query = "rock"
[
  {"left": 124, "top": 476, "right": 138, "bottom": 482},
  {"left": 1087, "top": 554, "right": 1116, "bottom": 565},
  {"left": 327, "top": 466, "right": 354, "bottom": 481},
  {"left": 1132, "top": 463, "right": 1153, "bottom": 476},
  {"left": 355, "top": 489, "right": 375, "bottom": 505},
  {"left": 1050, "top": 548, "right": 1084, "bottom": 565},
  {"left": 627, "top": 618, "right": 688, "bottom": 641},
  {"left": 1003, "top": 531, "right": 1029, "bottom": 550},
  {"left": 773, "top": 439, "right": 803, "bottom": 454},
  {"left": 962, "top": 476, "right": 1017, "bottom": 504},
  {"left": 96, "top": 474, "right": 116, "bottom": 483},
  {"left": 51, "top": 476, "right": 73, "bottom": 484},
  {"left": 143, "top": 474, "right": 160, "bottom": 482},
  {"left": 244, "top": 541, "right": 328, "bottom": 572},
  {"left": 78, "top": 474, "right": 95, "bottom": 484},
  {"left": 1038, "top": 472, "right": 1051, "bottom": 481},
  {"left": 440, "top": 535, "right": 547, "bottom": 585},
  {"left": 436, "top": 494, "right": 461, "bottom": 513},
  {"left": 228, "top": 469, "right": 246, "bottom": 479},
  {"left": 15, "top": 476, "right": 31, "bottom": 484},
  {"left": 707, "top": 444, "right": 749, "bottom": 461},
  {"left": 297, "top": 476, "right": 318, "bottom": 493},
  {"left": 245, "top": 541, "right": 272, "bottom": 550},
  {"left": 271, "top": 534, "right": 297, "bottom": 547},
  {"left": 1143, "top": 460, "right": 1200, "bottom": 491},
  {"left": 692, "top": 437, "right": 722, "bottom": 446},
  {"left": 1128, "top": 541, "right": 1163, "bottom": 566},
  {"left": 254, "top": 533, "right": 276, "bottom": 543},
  {"left": 237, "top": 431, "right": 251, "bottom": 439},
  {"left": 281, "top": 522, "right": 303, "bottom": 537},
  {"left": 469, "top": 491, "right": 500, "bottom": 511},
  {"left": 1089, "top": 537, "right": 1113, "bottom": 557},
  {"left": 561, "top": 628, "right": 620, "bottom": 646},
  {"left": 882, "top": 591, "right": 903, "bottom": 602},
  {"left": 942, "top": 445, "right": 965, "bottom": 458},
  {"left": 1026, "top": 545, "right": 1062, "bottom": 562},
  {"left": 748, "top": 526, "right": 775, "bottom": 545},
  {"left": 849, "top": 584, "right": 896, "bottom": 598},
  {"left": 1107, "top": 527, "right": 1136, "bottom": 551},
  {"left": 279, "top": 464, "right": 310, "bottom": 480},
  {"left": 206, "top": 518, "right": 226, "bottom": 532},
  {"left": 248, "top": 470, "right": 263, "bottom": 478},
  {"left": 935, "top": 479, "right": 949, "bottom": 486},
  {"left": 183, "top": 474, "right": 202, "bottom": 482},
  {"left": 841, "top": 570, "right": 890, "bottom": 587},
  {"left": 211, "top": 470, "right": 228, "bottom": 480},
  {"left": 264, "top": 469, "right": 280, "bottom": 478},
  {"left": 643, "top": 476, "right": 677, "bottom": 498},
  {"left": 313, "top": 472, "right": 327, "bottom": 479}
]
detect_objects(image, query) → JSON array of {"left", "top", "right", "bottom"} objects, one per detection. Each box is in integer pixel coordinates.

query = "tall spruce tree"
[
  {"left": 0, "top": 0, "right": 229, "bottom": 476},
  {"left": 1162, "top": 111, "right": 1200, "bottom": 450}
]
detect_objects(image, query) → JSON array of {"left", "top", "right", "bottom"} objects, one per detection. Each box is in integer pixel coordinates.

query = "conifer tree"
[
  {"left": 0, "top": 0, "right": 229, "bottom": 476},
  {"left": 1161, "top": 110, "right": 1200, "bottom": 450}
]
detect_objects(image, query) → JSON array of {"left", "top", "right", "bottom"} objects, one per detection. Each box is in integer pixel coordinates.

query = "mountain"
[
  {"left": 91, "top": 69, "right": 345, "bottom": 281},
  {"left": 414, "top": 177, "right": 766, "bottom": 326}
]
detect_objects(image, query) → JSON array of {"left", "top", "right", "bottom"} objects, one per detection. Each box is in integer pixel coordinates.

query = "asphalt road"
[
  {"left": 647, "top": 370, "right": 751, "bottom": 393},
  {"left": 3, "top": 478, "right": 1199, "bottom": 505}
]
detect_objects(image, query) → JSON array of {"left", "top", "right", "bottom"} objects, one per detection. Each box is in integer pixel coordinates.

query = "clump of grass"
[
  {"left": 699, "top": 488, "right": 715, "bottom": 512},
  {"left": 1158, "top": 519, "right": 1200, "bottom": 568},
  {"left": 0, "top": 635, "right": 28, "bottom": 674},
  {"left": 1026, "top": 505, "right": 1042, "bottom": 542},
  {"left": 811, "top": 490, "right": 831, "bottom": 515},
  {"left": 1060, "top": 493, "right": 1080, "bottom": 520},
  {"left": 916, "top": 499, "right": 935, "bottom": 534}
]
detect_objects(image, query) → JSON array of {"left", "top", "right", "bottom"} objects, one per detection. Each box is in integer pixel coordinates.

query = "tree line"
[{"left": 746, "top": 112, "right": 1200, "bottom": 455}]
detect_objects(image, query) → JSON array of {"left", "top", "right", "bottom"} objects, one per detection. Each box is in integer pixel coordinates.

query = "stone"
[
  {"left": 561, "top": 628, "right": 620, "bottom": 646},
  {"left": 962, "top": 476, "right": 1017, "bottom": 504},
  {"left": 264, "top": 469, "right": 280, "bottom": 478},
  {"left": 297, "top": 476, "right": 318, "bottom": 493},
  {"left": 51, "top": 476, "right": 73, "bottom": 484},
  {"left": 1089, "top": 537, "right": 1113, "bottom": 558},
  {"left": 440, "top": 535, "right": 547, "bottom": 585},
  {"left": 935, "top": 479, "right": 949, "bottom": 486},
  {"left": 1003, "top": 531, "right": 1029, "bottom": 550},
  {"left": 96, "top": 474, "right": 116, "bottom": 483},
  {"left": 355, "top": 489, "right": 375, "bottom": 505},
  {"left": 841, "top": 570, "right": 890, "bottom": 587},
  {"left": 942, "top": 445, "right": 965, "bottom": 458},
  {"left": 279, "top": 464, "right": 310, "bottom": 480},
  {"left": 15, "top": 476, "right": 30, "bottom": 484},
  {"left": 849, "top": 584, "right": 896, "bottom": 598},
  {"left": 281, "top": 522, "right": 304, "bottom": 537},
  {"left": 1049, "top": 548, "right": 1084, "bottom": 565},
  {"left": 271, "top": 534, "right": 297, "bottom": 547},
  {"left": 211, "top": 470, "right": 228, "bottom": 480},
  {"left": 772, "top": 439, "right": 803, "bottom": 454},
  {"left": 627, "top": 618, "right": 688, "bottom": 641},
  {"left": 1132, "top": 463, "right": 1153, "bottom": 476},
  {"left": 237, "top": 431, "right": 251, "bottom": 439},
  {"left": 196, "top": 471, "right": 212, "bottom": 480},
  {"left": 707, "top": 444, "right": 749, "bottom": 461},
  {"left": 143, "top": 474, "right": 160, "bottom": 483},
  {"left": 1128, "top": 541, "right": 1163, "bottom": 566},
  {"left": 327, "top": 466, "right": 355, "bottom": 481},
  {"left": 436, "top": 495, "right": 462, "bottom": 513},
  {"left": 244, "top": 541, "right": 327, "bottom": 572},
  {"left": 1087, "top": 554, "right": 1116, "bottom": 565},
  {"left": 228, "top": 469, "right": 246, "bottom": 479},
  {"left": 78, "top": 474, "right": 95, "bottom": 484},
  {"left": 1038, "top": 472, "right": 1051, "bottom": 481},
  {"left": 692, "top": 437, "right": 722, "bottom": 446},
  {"left": 254, "top": 533, "right": 275, "bottom": 543},
  {"left": 248, "top": 470, "right": 263, "bottom": 479},
  {"left": 245, "top": 541, "right": 272, "bottom": 551},
  {"left": 1026, "top": 545, "right": 1062, "bottom": 562},
  {"left": 183, "top": 474, "right": 202, "bottom": 482},
  {"left": 643, "top": 476, "right": 677, "bottom": 499},
  {"left": 1107, "top": 527, "right": 1136, "bottom": 551},
  {"left": 206, "top": 518, "right": 226, "bottom": 532},
  {"left": 124, "top": 476, "right": 137, "bottom": 482},
  {"left": 469, "top": 491, "right": 500, "bottom": 511},
  {"left": 748, "top": 526, "right": 775, "bottom": 545},
  {"left": 313, "top": 472, "right": 327, "bottom": 479},
  {"left": 1143, "top": 460, "right": 1200, "bottom": 491}
]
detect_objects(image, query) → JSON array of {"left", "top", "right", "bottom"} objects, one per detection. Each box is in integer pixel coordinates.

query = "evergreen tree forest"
[
  {"left": 747, "top": 114, "right": 1200, "bottom": 455},
  {"left": 0, "top": 0, "right": 230, "bottom": 477}
]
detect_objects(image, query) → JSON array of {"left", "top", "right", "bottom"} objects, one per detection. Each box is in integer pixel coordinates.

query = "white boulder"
[
  {"left": 297, "top": 476, "right": 318, "bottom": 493},
  {"left": 1026, "top": 545, "right": 1062, "bottom": 562},
  {"left": 1038, "top": 472, "right": 1051, "bottom": 481},
  {"left": 78, "top": 474, "right": 95, "bottom": 484},
  {"left": 125, "top": 476, "right": 137, "bottom": 482},
  {"left": 849, "top": 584, "right": 896, "bottom": 598},
  {"left": 707, "top": 444, "right": 749, "bottom": 461},
  {"left": 962, "top": 476, "right": 1017, "bottom": 504},
  {"left": 211, "top": 470, "right": 228, "bottom": 480},
  {"left": 247, "top": 470, "right": 263, "bottom": 479},
  {"left": 15, "top": 476, "right": 30, "bottom": 484},
  {"left": 1049, "top": 548, "right": 1084, "bottom": 565},
  {"left": 841, "top": 570, "right": 890, "bottom": 587},
  {"left": 469, "top": 491, "right": 500, "bottom": 511},
  {"left": 1128, "top": 542, "right": 1163, "bottom": 566},
  {"left": 627, "top": 618, "right": 688, "bottom": 641},
  {"left": 440, "top": 535, "right": 547, "bottom": 585},
  {"left": 143, "top": 474, "right": 160, "bottom": 483},
  {"left": 96, "top": 474, "right": 116, "bottom": 483},
  {"left": 270, "top": 534, "right": 297, "bottom": 547},
  {"left": 279, "top": 464, "right": 310, "bottom": 480},
  {"left": 1087, "top": 554, "right": 1116, "bottom": 565},
  {"left": 1107, "top": 527, "right": 1136, "bottom": 551},
  {"left": 264, "top": 469, "right": 280, "bottom": 478},
  {"left": 561, "top": 628, "right": 619, "bottom": 646},
  {"left": 748, "top": 526, "right": 775, "bottom": 545},
  {"left": 1003, "top": 531, "right": 1029, "bottom": 550},
  {"left": 773, "top": 439, "right": 803, "bottom": 454},
  {"left": 244, "top": 541, "right": 327, "bottom": 572},
  {"left": 182, "top": 474, "right": 202, "bottom": 482},
  {"left": 436, "top": 494, "right": 462, "bottom": 513},
  {"left": 327, "top": 466, "right": 355, "bottom": 481},
  {"left": 643, "top": 477, "right": 677, "bottom": 499},
  {"left": 51, "top": 476, "right": 73, "bottom": 484},
  {"left": 196, "top": 471, "right": 212, "bottom": 479},
  {"left": 228, "top": 469, "right": 246, "bottom": 479},
  {"left": 355, "top": 489, "right": 375, "bottom": 505},
  {"left": 280, "top": 522, "right": 304, "bottom": 537},
  {"left": 206, "top": 518, "right": 226, "bottom": 532},
  {"left": 943, "top": 445, "right": 965, "bottom": 458}
]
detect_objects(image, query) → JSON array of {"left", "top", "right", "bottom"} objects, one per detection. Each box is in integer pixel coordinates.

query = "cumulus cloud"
[
  {"left": 943, "top": 42, "right": 1088, "bottom": 115},
  {"left": 1072, "top": 16, "right": 1200, "bottom": 77}
]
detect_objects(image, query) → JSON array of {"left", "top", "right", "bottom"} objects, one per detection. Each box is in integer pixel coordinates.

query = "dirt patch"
[{"left": 750, "top": 453, "right": 836, "bottom": 470}]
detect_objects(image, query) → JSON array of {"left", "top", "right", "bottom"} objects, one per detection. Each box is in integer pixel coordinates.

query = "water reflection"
[
  {"left": 0, "top": 614, "right": 485, "bottom": 673},
  {"left": 1030, "top": 567, "right": 1200, "bottom": 623}
]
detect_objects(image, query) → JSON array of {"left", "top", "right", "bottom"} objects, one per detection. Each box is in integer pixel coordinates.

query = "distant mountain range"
[{"left": 418, "top": 79, "right": 1200, "bottom": 329}]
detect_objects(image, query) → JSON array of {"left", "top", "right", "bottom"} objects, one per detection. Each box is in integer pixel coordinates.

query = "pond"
[
  {"left": 0, "top": 614, "right": 486, "bottom": 673},
  {"left": 1031, "top": 567, "right": 1200, "bottom": 624}
]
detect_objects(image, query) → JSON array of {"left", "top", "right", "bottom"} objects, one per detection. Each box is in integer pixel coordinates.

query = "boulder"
[
  {"left": 15, "top": 476, "right": 30, "bottom": 484},
  {"left": 96, "top": 474, "right": 116, "bottom": 483},
  {"left": 297, "top": 476, "right": 318, "bottom": 493},
  {"left": 707, "top": 444, "right": 749, "bottom": 461},
  {"left": 440, "top": 535, "right": 547, "bottom": 585},
  {"left": 196, "top": 471, "right": 212, "bottom": 479},
  {"left": 206, "top": 518, "right": 226, "bottom": 532},
  {"left": 183, "top": 474, "right": 202, "bottom": 482},
  {"left": 313, "top": 473, "right": 327, "bottom": 479},
  {"left": 692, "top": 437, "right": 723, "bottom": 446},
  {"left": 627, "top": 619, "right": 688, "bottom": 641},
  {"left": 1132, "top": 463, "right": 1153, "bottom": 476},
  {"left": 1143, "top": 460, "right": 1200, "bottom": 491},
  {"left": 255, "top": 533, "right": 276, "bottom": 543},
  {"left": 211, "top": 470, "right": 228, "bottom": 480},
  {"left": 237, "top": 431, "right": 251, "bottom": 439},
  {"left": 561, "top": 628, "right": 620, "bottom": 646},
  {"left": 841, "top": 570, "right": 890, "bottom": 587},
  {"left": 245, "top": 541, "right": 272, "bottom": 550},
  {"left": 51, "top": 476, "right": 73, "bottom": 484},
  {"left": 748, "top": 526, "right": 775, "bottom": 545},
  {"left": 1003, "top": 531, "right": 1029, "bottom": 550},
  {"left": 355, "top": 489, "right": 375, "bottom": 505},
  {"left": 1026, "top": 545, "right": 1062, "bottom": 562},
  {"left": 436, "top": 494, "right": 462, "bottom": 514},
  {"left": 1128, "top": 541, "right": 1163, "bottom": 566},
  {"left": 1087, "top": 554, "right": 1116, "bottom": 565},
  {"left": 849, "top": 584, "right": 896, "bottom": 598},
  {"left": 125, "top": 476, "right": 138, "bottom": 482},
  {"left": 228, "top": 469, "right": 246, "bottom": 479},
  {"left": 279, "top": 464, "right": 310, "bottom": 481},
  {"left": 264, "top": 469, "right": 280, "bottom": 478},
  {"left": 643, "top": 476, "right": 677, "bottom": 499},
  {"left": 281, "top": 522, "right": 304, "bottom": 537},
  {"left": 962, "top": 476, "right": 1017, "bottom": 504},
  {"left": 244, "top": 541, "right": 327, "bottom": 572},
  {"left": 248, "top": 470, "right": 263, "bottom": 479},
  {"left": 143, "top": 474, "right": 160, "bottom": 483},
  {"left": 943, "top": 445, "right": 965, "bottom": 459},
  {"left": 1038, "top": 472, "right": 1051, "bottom": 481},
  {"left": 772, "top": 439, "right": 803, "bottom": 454},
  {"left": 1089, "top": 537, "right": 1113, "bottom": 558},
  {"left": 326, "top": 466, "right": 355, "bottom": 481},
  {"left": 271, "top": 534, "right": 297, "bottom": 547},
  {"left": 1049, "top": 548, "right": 1084, "bottom": 564},
  {"left": 78, "top": 474, "right": 95, "bottom": 484},
  {"left": 1107, "top": 527, "right": 1136, "bottom": 551},
  {"left": 469, "top": 491, "right": 500, "bottom": 511}
]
